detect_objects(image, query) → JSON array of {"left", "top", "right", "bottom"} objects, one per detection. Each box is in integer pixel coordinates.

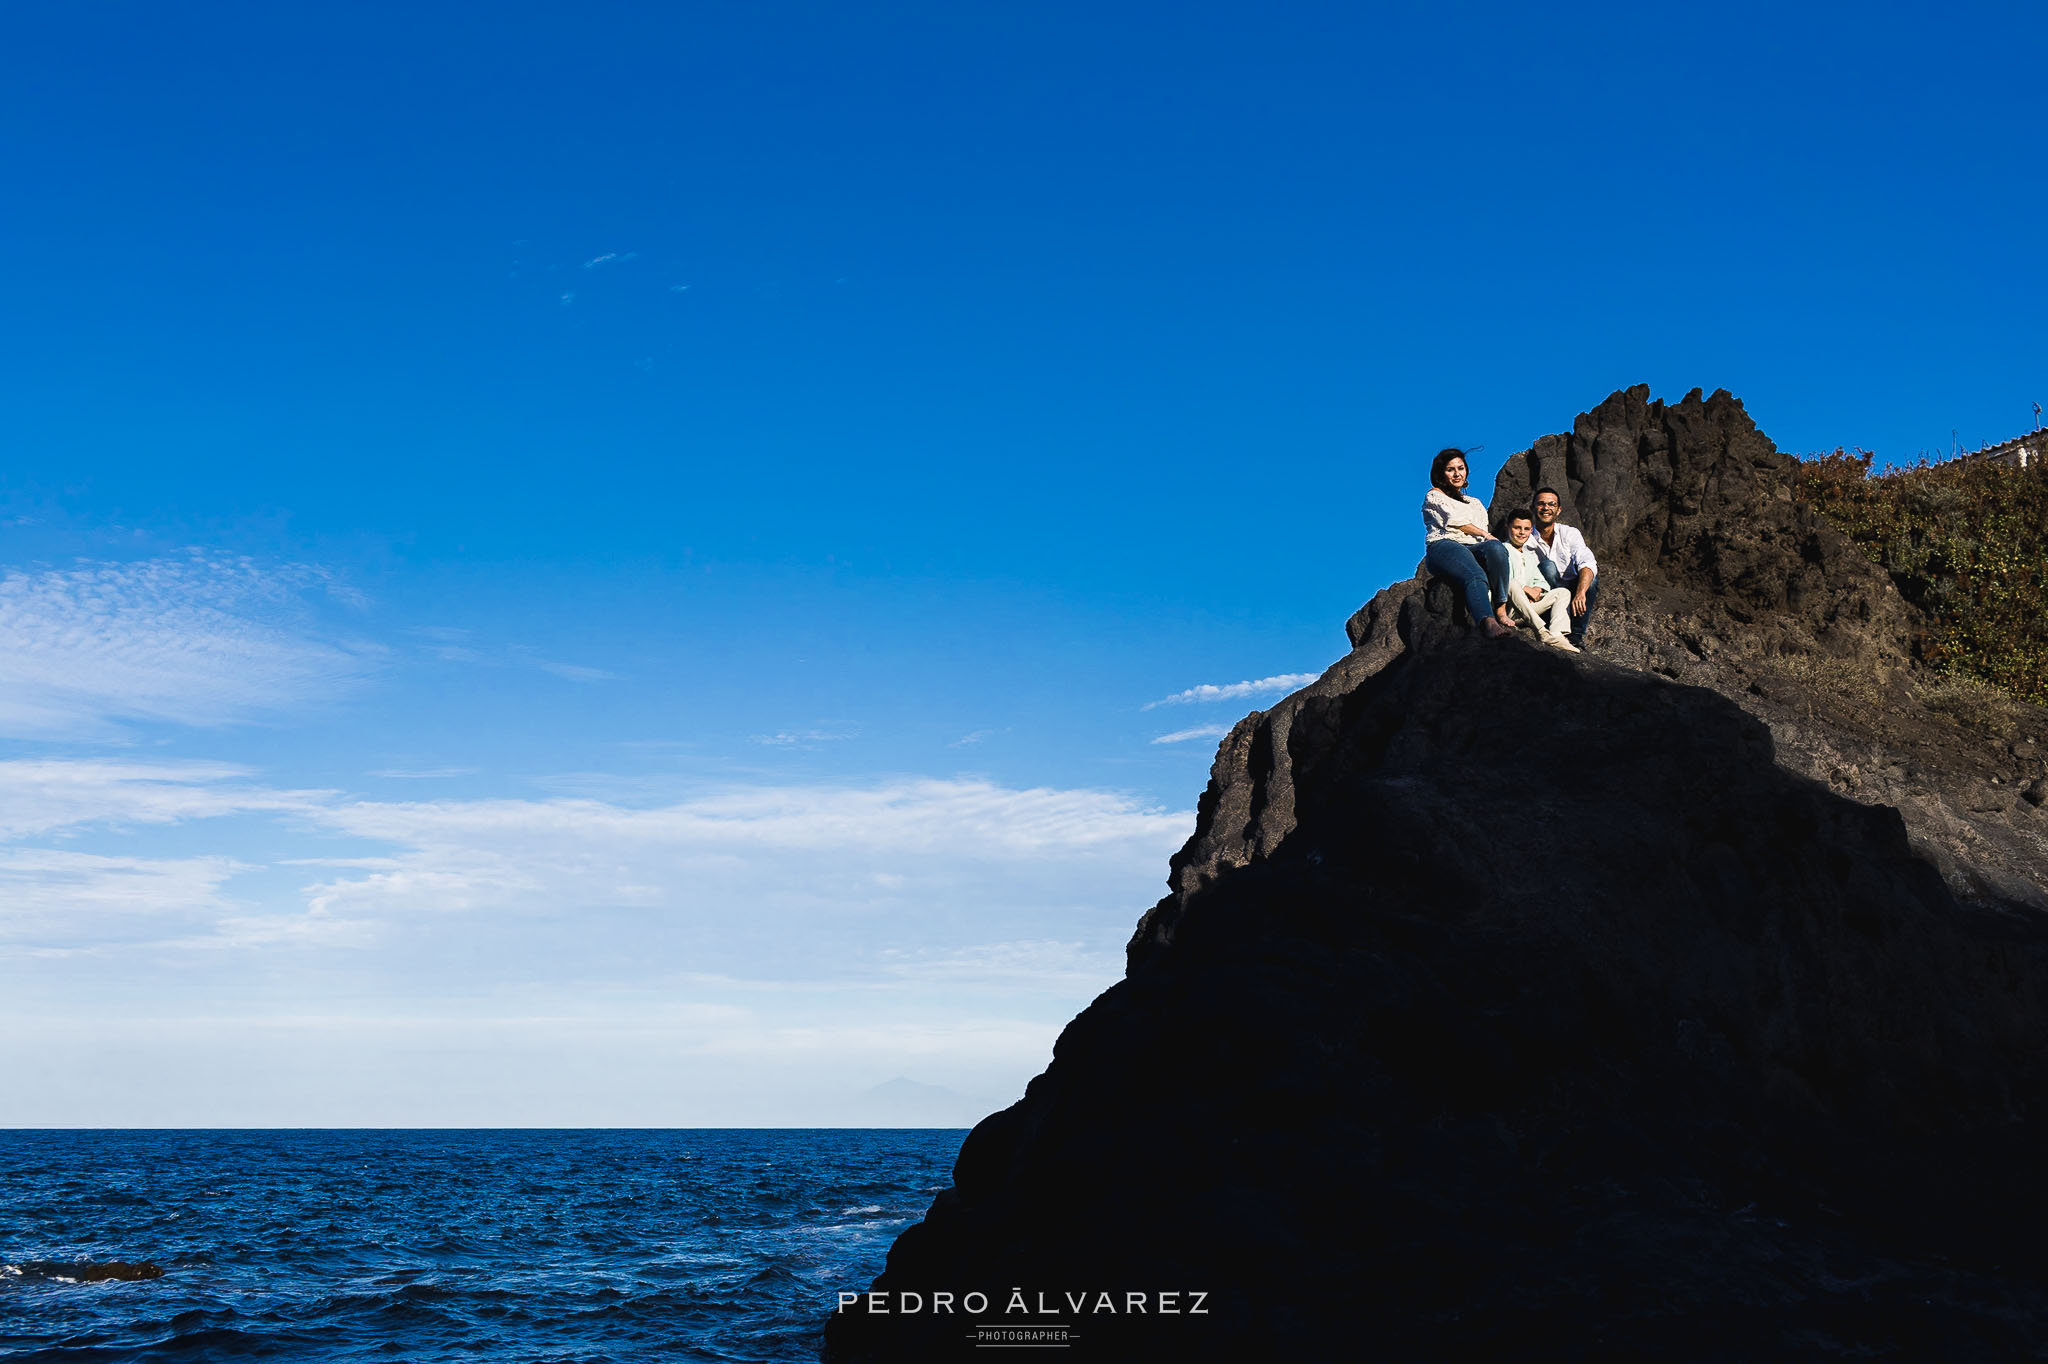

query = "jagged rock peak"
[
  {"left": 1350, "top": 384, "right": 1912, "bottom": 673},
  {"left": 1495, "top": 383, "right": 1788, "bottom": 575}
]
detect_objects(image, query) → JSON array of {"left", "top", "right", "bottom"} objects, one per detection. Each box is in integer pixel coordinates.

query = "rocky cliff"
[{"left": 824, "top": 387, "right": 2048, "bottom": 1361}]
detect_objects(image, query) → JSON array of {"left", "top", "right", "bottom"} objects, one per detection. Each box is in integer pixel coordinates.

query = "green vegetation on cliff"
[{"left": 1799, "top": 450, "right": 2048, "bottom": 703}]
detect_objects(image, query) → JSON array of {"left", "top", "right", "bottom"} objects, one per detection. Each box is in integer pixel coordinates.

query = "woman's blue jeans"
[{"left": 1424, "top": 538, "right": 1510, "bottom": 626}]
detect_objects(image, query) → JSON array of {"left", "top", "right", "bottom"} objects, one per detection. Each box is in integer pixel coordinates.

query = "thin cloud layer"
[
  {"left": 415, "top": 633, "right": 619, "bottom": 683},
  {"left": 300, "top": 778, "right": 1188, "bottom": 933},
  {"left": 0, "top": 759, "right": 323, "bottom": 840},
  {"left": 0, "top": 849, "right": 247, "bottom": 948},
  {"left": 0, "top": 760, "right": 1188, "bottom": 1122},
  {"left": 1143, "top": 673, "right": 1320, "bottom": 709},
  {"left": 753, "top": 730, "right": 854, "bottom": 748},
  {"left": 0, "top": 763, "right": 1191, "bottom": 976},
  {"left": 875, "top": 938, "right": 1119, "bottom": 991},
  {"left": 534, "top": 660, "right": 619, "bottom": 683},
  {"left": 1151, "top": 724, "right": 1231, "bottom": 745},
  {"left": 0, "top": 554, "right": 375, "bottom": 738}
]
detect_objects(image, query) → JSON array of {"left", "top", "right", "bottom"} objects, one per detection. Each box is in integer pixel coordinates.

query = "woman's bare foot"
[{"left": 1482, "top": 617, "right": 1514, "bottom": 639}]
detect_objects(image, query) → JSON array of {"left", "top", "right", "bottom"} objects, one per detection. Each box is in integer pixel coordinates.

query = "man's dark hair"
[
  {"left": 1533, "top": 487, "right": 1561, "bottom": 503},
  {"left": 1429, "top": 448, "right": 1473, "bottom": 497}
]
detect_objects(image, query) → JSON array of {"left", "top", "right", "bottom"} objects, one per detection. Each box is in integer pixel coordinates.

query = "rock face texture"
[
  {"left": 824, "top": 387, "right": 2048, "bottom": 1361},
  {"left": 1473, "top": 385, "right": 2046, "bottom": 914}
]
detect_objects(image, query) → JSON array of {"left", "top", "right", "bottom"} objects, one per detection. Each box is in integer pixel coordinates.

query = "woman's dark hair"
[{"left": 1429, "top": 447, "right": 1473, "bottom": 497}]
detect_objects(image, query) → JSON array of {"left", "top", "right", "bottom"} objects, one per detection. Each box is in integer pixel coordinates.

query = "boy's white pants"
[{"left": 1509, "top": 586, "right": 1574, "bottom": 637}]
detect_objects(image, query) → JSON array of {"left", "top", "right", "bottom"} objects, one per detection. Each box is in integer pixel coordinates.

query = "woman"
[{"left": 1422, "top": 448, "right": 1514, "bottom": 638}]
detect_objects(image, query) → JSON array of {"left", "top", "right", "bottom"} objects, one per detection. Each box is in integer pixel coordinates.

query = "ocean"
[{"left": 0, "top": 1128, "right": 965, "bottom": 1362}]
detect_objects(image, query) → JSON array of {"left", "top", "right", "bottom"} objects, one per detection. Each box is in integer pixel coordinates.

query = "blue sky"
[{"left": 3, "top": 1, "right": 2043, "bottom": 1125}]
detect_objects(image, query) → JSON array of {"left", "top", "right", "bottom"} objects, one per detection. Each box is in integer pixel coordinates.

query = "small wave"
[
  {"left": 145, "top": 1324, "right": 325, "bottom": 1359},
  {"left": 6, "top": 1260, "right": 165, "bottom": 1284},
  {"left": 836, "top": 1205, "right": 884, "bottom": 1216}
]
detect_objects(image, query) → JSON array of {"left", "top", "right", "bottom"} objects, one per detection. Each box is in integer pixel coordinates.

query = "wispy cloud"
[
  {"left": 0, "top": 849, "right": 249, "bottom": 948},
  {"left": 278, "top": 777, "right": 1189, "bottom": 983},
  {"left": 1142, "top": 673, "right": 1319, "bottom": 709},
  {"left": 0, "top": 760, "right": 337, "bottom": 954},
  {"left": 0, "top": 762, "right": 1190, "bottom": 1123},
  {"left": 314, "top": 777, "right": 1180, "bottom": 865},
  {"left": 415, "top": 634, "right": 618, "bottom": 684},
  {"left": 1151, "top": 723, "right": 1231, "bottom": 745},
  {"left": 874, "top": 939, "right": 1119, "bottom": 991},
  {"left": 0, "top": 763, "right": 1192, "bottom": 968},
  {"left": 0, "top": 759, "right": 323, "bottom": 840},
  {"left": 534, "top": 660, "right": 619, "bottom": 683},
  {"left": 949, "top": 729, "right": 998, "bottom": 748},
  {"left": 583, "top": 252, "right": 638, "bottom": 268},
  {"left": 182, "top": 911, "right": 378, "bottom": 951},
  {"left": 0, "top": 554, "right": 375, "bottom": 739},
  {"left": 367, "top": 767, "right": 478, "bottom": 780},
  {"left": 754, "top": 730, "right": 854, "bottom": 748}
]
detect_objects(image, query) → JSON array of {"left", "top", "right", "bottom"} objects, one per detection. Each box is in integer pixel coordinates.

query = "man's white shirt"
[{"left": 1531, "top": 522, "right": 1598, "bottom": 580}]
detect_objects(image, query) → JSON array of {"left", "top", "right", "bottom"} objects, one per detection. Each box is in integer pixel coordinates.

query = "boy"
[{"left": 1502, "top": 512, "right": 1580, "bottom": 652}]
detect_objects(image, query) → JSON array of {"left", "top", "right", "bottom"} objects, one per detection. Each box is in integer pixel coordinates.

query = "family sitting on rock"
[{"left": 1422, "top": 447, "right": 1598, "bottom": 651}]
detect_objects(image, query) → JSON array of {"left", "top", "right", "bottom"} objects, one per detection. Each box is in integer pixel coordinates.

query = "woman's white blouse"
[{"left": 1422, "top": 488, "right": 1489, "bottom": 545}]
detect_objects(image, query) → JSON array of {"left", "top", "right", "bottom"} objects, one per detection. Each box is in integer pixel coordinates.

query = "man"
[
  {"left": 1529, "top": 487, "right": 1598, "bottom": 647},
  {"left": 1502, "top": 512, "right": 1579, "bottom": 651}
]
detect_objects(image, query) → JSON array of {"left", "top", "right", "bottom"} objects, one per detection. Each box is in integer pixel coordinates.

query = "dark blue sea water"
[{"left": 0, "top": 1129, "right": 964, "bottom": 1363}]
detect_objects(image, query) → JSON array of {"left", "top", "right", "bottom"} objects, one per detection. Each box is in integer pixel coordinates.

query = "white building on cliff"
[{"left": 1961, "top": 427, "right": 2042, "bottom": 470}]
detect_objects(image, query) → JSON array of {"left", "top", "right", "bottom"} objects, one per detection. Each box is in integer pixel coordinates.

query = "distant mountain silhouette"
[
  {"left": 826, "top": 387, "right": 2048, "bottom": 1361},
  {"left": 847, "top": 1078, "right": 982, "bottom": 1128}
]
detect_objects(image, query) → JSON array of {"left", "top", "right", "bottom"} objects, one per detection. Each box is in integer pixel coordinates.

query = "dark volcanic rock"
[{"left": 825, "top": 387, "right": 2048, "bottom": 1361}]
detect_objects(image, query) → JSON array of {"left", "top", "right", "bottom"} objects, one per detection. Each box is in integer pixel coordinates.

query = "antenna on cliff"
[
  {"left": 1952, "top": 428, "right": 1959, "bottom": 458},
  {"left": 2035, "top": 401, "right": 2042, "bottom": 430}
]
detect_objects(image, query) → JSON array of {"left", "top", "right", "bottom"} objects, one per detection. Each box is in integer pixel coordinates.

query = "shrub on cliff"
[{"left": 1799, "top": 449, "right": 2048, "bottom": 703}]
